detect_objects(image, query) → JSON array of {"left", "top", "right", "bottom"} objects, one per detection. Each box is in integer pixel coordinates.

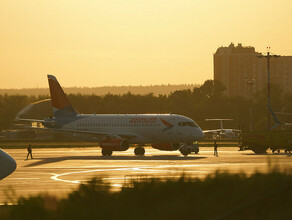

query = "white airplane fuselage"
[{"left": 60, "top": 114, "right": 204, "bottom": 144}]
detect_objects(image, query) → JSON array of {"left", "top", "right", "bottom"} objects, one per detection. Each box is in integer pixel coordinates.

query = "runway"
[{"left": 1, "top": 146, "right": 291, "bottom": 203}]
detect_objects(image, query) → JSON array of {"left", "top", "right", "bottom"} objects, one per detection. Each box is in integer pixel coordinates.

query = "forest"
[{"left": 0, "top": 80, "right": 291, "bottom": 131}]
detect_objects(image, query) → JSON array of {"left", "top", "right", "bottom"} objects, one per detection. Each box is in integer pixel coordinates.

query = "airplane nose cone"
[
  {"left": 0, "top": 149, "right": 17, "bottom": 180},
  {"left": 194, "top": 128, "right": 204, "bottom": 140},
  {"left": 198, "top": 129, "right": 204, "bottom": 139}
]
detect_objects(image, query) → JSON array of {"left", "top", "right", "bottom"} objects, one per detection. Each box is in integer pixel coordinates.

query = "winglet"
[{"left": 48, "top": 75, "right": 77, "bottom": 118}]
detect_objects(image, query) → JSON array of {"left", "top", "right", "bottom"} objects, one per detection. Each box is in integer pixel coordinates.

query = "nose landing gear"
[{"left": 180, "top": 147, "right": 191, "bottom": 157}]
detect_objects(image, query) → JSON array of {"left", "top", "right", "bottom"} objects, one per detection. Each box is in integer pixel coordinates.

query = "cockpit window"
[
  {"left": 178, "top": 121, "right": 198, "bottom": 127},
  {"left": 188, "top": 122, "right": 198, "bottom": 127}
]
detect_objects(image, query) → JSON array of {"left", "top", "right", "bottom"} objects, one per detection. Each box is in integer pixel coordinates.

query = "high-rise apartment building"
[{"left": 214, "top": 43, "right": 292, "bottom": 97}]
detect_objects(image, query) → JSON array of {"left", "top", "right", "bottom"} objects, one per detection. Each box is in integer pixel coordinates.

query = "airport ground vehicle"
[{"left": 240, "top": 131, "right": 292, "bottom": 154}]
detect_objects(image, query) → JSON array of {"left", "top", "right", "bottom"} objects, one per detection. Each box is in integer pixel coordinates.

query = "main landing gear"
[
  {"left": 101, "top": 148, "right": 113, "bottom": 156},
  {"left": 179, "top": 143, "right": 199, "bottom": 157},
  {"left": 134, "top": 146, "right": 145, "bottom": 156}
]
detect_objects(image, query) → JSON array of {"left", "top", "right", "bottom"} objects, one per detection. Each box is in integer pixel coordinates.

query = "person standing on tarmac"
[
  {"left": 26, "top": 144, "right": 33, "bottom": 159},
  {"left": 214, "top": 140, "right": 218, "bottom": 157}
]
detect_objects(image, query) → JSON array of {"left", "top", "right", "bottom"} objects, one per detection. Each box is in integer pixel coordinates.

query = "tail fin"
[
  {"left": 268, "top": 104, "right": 282, "bottom": 130},
  {"left": 47, "top": 75, "right": 77, "bottom": 118}
]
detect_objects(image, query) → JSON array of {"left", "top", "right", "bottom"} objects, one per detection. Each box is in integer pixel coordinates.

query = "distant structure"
[{"left": 214, "top": 43, "right": 292, "bottom": 97}]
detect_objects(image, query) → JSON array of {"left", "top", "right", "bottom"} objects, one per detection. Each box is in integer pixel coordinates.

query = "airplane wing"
[
  {"left": 203, "top": 129, "right": 221, "bottom": 134},
  {"left": 275, "top": 112, "right": 292, "bottom": 116},
  {"left": 18, "top": 117, "right": 137, "bottom": 140},
  {"left": 283, "top": 122, "right": 292, "bottom": 126},
  {"left": 27, "top": 126, "right": 137, "bottom": 139}
]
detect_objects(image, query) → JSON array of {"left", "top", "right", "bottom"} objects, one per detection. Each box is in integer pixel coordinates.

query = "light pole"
[
  {"left": 257, "top": 47, "right": 280, "bottom": 130},
  {"left": 246, "top": 78, "right": 254, "bottom": 131}
]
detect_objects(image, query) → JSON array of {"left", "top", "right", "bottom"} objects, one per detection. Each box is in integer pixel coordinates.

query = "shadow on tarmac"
[
  {"left": 24, "top": 155, "right": 206, "bottom": 167},
  {"left": 244, "top": 153, "right": 268, "bottom": 155},
  {"left": 244, "top": 153, "right": 292, "bottom": 156}
]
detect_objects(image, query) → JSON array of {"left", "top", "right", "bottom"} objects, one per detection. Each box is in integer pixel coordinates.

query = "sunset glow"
[{"left": 1, "top": 0, "right": 292, "bottom": 88}]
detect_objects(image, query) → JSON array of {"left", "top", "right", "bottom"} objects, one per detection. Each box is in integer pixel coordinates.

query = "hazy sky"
[{"left": 1, "top": 0, "right": 292, "bottom": 88}]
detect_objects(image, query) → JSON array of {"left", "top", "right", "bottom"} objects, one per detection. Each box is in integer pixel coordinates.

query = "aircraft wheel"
[
  {"left": 182, "top": 151, "right": 189, "bottom": 157},
  {"left": 134, "top": 147, "right": 139, "bottom": 155},
  {"left": 101, "top": 149, "right": 112, "bottom": 156},
  {"left": 180, "top": 148, "right": 189, "bottom": 157},
  {"left": 139, "top": 147, "right": 145, "bottom": 156},
  {"left": 134, "top": 147, "right": 145, "bottom": 156},
  {"left": 252, "top": 148, "right": 267, "bottom": 154}
]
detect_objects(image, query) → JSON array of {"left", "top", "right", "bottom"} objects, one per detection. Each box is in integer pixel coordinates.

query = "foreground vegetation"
[{"left": 2, "top": 170, "right": 292, "bottom": 220}]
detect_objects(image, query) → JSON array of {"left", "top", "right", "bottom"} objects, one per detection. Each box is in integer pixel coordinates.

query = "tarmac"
[{"left": 1, "top": 146, "right": 291, "bottom": 204}]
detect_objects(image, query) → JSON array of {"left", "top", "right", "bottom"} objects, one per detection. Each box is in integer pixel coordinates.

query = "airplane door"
[{"left": 162, "top": 123, "right": 177, "bottom": 142}]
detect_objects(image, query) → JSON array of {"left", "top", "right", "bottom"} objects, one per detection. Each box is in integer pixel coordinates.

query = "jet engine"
[
  {"left": 0, "top": 149, "right": 17, "bottom": 180},
  {"left": 100, "top": 138, "right": 130, "bottom": 151},
  {"left": 151, "top": 143, "right": 180, "bottom": 151}
]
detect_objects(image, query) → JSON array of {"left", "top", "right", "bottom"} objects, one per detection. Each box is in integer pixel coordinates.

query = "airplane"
[
  {"left": 203, "top": 119, "right": 241, "bottom": 139},
  {"left": 0, "top": 149, "right": 17, "bottom": 180},
  {"left": 17, "top": 75, "right": 204, "bottom": 157},
  {"left": 269, "top": 105, "right": 292, "bottom": 130}
]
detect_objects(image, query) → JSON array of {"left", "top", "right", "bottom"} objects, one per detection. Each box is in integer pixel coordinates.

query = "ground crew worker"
[
  {"left": 26, "top": 144, "right": 33, "bottom": 159},
  {"left": 214, "top": 140, "right": 218, "bottom": 157}
]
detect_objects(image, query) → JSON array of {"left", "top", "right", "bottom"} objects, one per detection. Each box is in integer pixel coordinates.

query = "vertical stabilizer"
[
  {"left": 268, "top": 105, "right": 282, "bottom": 130},
  {"left": 47, "top": 75, "right": 77, "bottom": 118},
  {"left": 219, "top": 120, "right": 223, "bottom": 130}
]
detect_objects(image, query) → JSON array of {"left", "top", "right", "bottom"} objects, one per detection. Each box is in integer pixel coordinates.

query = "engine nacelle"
[
  {"left": 151, "top": 143, "right": 180, "bottom": 151},
  {"left": 100, "top": 138, "right": 129, "bottom": 151},
  {"left": 0, "top": 149, "right": 17, "bottom": 180}
]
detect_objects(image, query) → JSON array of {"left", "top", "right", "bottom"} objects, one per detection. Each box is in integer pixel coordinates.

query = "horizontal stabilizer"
[{"left": 16, "top": 118, "right": 46, "bottom": 123}]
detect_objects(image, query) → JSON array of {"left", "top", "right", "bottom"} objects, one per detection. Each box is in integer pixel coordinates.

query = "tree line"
[{"left": 0, "top": 80, "right": 291, "bottom": 131}]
